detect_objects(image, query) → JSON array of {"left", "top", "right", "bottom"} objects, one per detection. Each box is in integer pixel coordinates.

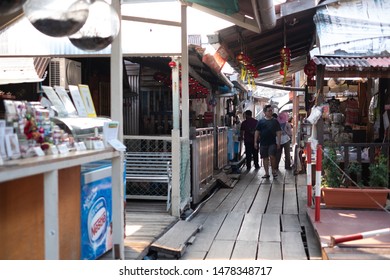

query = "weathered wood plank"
[
  {"left": 258, "top": 242, "right": 282, "bottom": 260},
  {"left": 232, "top": 184, "right": 259, "bottom": 213},
  {"left": 296, "top": 182, "right": 310, "bottom": 214},
  {"left": 249, "top": 182, "right": 271, "bottom": 214},
  {"left": 216, "top": 183, "right": 248, "bottom": 212},
  {"left": 283, "top": 183, "right": 298, "bottom": 214},
  {"left": 237, "top": 213, "right": 262, "bottom": 241},
  {"left": 185, "top": 211, "right": 228, "bottom": 252},
  {"left": 205, "top": 240, "right": 235, "bottom": 260},
  {"left": 200, "top": 188, "right": 231, "bottom": 213},
  {"left": 231, "top": 240, "right": 258, "bottom": 260},
  {"left": 237, "top": 170, "right": 257, "bottom": 185},
  {"left": 281, "top": 231, "right": 307, "bottom": 260},
  {"left": 259, "top": 214, "right": 281, "bottom": 242},
  {"left": 266, "top": 182, "right": 283, "bottom": 214},
  {"left": 281, "top": 214, "right": 302, "bottom": 232},
  {"left": 150, "top": 221, "right": 202, "bottom": 257},
  {"left": 215, "top": 212, "right": 244, "bottom": 241},
  {"left": 299, "top": 213, "right": 322, "bottom": 260},
  {"left": 180, "top": 250, "right": 207, "bottom": 260}
]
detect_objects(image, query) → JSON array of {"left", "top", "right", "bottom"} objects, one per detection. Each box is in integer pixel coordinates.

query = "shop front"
[{"left": 301, "top": 55, "right": 390, "bottom": 187}]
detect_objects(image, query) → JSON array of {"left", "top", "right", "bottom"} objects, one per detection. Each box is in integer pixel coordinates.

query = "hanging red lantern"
[
  {"left": 168, "top": 61, "right": 176, "bottom": 68},
  {"left": 304, "top": 59, "right": 316, "bottom": 80},
  {"left": 236, "top": 52, "right": 244, "bottom": 63}
]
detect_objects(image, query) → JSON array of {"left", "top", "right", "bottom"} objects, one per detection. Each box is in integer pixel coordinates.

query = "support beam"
[
  {"left": 110, "top": 0, "right": 124, "bottom": 260},
  {"left": 44, "top": 170, "right": 59, "bottom": 260}
]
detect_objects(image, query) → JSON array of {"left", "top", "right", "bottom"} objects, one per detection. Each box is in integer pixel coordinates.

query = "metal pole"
[
  {"left": 315, "top": 144, "right": 322, "bottom": 222},
  {"left": 330, "top": 228, "right": 390, "bottom": 247},
  {"left": 306, "top": 142, "right": 312, "bottom": 207}
]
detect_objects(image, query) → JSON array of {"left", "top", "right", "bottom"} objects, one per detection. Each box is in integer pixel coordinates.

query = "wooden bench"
[{"left": 125, "top": 152, "right": 172, "bottom": 201}]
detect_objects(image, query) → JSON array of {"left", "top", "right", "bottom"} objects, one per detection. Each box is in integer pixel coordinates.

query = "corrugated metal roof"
[
  {"left": 312, "top": 55, "right": 390, "bottom": 78},
  {"left": 313, "top": 56, "right": 390, "bottom": 68}
]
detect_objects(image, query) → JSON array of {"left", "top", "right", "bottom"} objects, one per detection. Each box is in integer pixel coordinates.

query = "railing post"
[
  {"left": 330, "top": 228, "right": 390, "bottom": 247},
  {"left": 315, "top": 144, "right": 322, "bottom": 222},
  {"left": 306, "top": 142, "right": 312, "bottom": 207}
]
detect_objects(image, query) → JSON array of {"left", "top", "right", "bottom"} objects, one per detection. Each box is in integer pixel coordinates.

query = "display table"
[{"left": 0, "top": 149, "right": 121, "bottom": 260}]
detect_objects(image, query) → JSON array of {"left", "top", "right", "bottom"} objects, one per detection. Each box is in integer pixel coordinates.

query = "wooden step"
[{"left": 150, "top": 220, "right": 202, "bottom": 258}]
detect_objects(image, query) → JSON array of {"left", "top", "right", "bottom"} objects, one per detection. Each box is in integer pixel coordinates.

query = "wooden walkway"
[
  {"left": 100, "top": 165, "right": 390, "bottom": 260},
  {"left": 154, "top": 167, "right": 322, "bottom": 260},
  {"left": 100, "top": 200, "right": 178, "bottom": 260}
]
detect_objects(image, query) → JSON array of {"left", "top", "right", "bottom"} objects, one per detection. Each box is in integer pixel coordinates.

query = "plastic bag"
[{"left": 307, "top": 106, "right": 322, "bottom": 124}]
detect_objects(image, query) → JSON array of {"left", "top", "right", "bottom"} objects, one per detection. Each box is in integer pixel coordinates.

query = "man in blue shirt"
[{"left": 254, "top": 105, "right": 282, "bottom": 178}]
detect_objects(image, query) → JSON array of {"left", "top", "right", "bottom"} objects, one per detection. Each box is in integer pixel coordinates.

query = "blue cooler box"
[{"left": 80, "top": 160, "right": 125, "bottom": 260}]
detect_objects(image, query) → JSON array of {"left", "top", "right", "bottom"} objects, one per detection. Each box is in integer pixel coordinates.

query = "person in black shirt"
[
  {"left": 254, "top": 105, "right": 282, "bottom": 178},
  {"left": 240, "top": 110, "right": 260, "bottom": 170}
]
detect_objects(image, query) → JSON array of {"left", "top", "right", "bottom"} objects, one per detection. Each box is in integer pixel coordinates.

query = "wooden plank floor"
[
  {"left": 101, "top": 164, "right": 390, "bottom": 260},
  {"left": 99, "top": 200, "right": 178, "bottom": 260},
  {"left": 158, "top": 167, "right": 323, "bottom": 260}
]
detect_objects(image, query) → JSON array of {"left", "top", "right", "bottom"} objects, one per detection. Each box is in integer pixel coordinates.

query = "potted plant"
[
  {"left": 321, "top": 146, "right": 390, "bottom": 209},
  {"left": 368, "top": 154, "right": 388, "bottom": 188},
  {"left": 321, "top": 146, "right": 342, "bottom": 188}
]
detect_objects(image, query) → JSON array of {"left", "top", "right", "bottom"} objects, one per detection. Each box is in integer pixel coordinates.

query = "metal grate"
[
  {"left": 49, "top": 60, "right": 60, "bottom": 87},
  {"left": 124, "top": 136, "right": 172, "bottom": 200}
]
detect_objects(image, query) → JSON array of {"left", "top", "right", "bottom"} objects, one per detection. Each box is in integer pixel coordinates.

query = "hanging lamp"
[
  {"left": 68, "top": 0, "right": 120, "bottom": 51},
  {"left": 23, "top": 0, "right": 89, "bottom": 37}
]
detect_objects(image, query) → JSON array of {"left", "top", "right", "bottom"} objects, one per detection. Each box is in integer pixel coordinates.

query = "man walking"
[
  {"left": 254, "top": 105, "right": 282, "bottom": 178},
  {"left": 240, "top": 110, "right": 260, "bottom": 171}
]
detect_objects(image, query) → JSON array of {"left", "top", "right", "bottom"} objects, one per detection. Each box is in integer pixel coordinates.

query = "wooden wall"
[{"left": 0, "top": 166, "right": 81, "bottom": 260}]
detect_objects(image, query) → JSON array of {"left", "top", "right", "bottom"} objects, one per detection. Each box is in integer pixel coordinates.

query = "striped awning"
[{"left": 0, "top": 57, "right": 50, "bottom": 85}]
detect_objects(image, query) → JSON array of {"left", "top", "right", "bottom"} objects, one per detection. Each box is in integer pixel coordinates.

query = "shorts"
[{"left": 259, "top": 144, "right": 277, "bottom": 159}]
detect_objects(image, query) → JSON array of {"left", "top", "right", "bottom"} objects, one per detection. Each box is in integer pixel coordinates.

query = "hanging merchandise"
[
  {"left": 369, "top": 93, "right": 379, "bottom": 124},
  {"left": 68, "top": 0, "right": 120, "bottom": 51},
  {"left": 304, "top": 59, "right": 316, "bottom": 84},
  {"left": 279, "top": 21, "right": 291, "bottom": 86},
  {"left": 236, "top": 52, "right": 258, "bottom": 90},
  {"left": 23, "top": 0, "right": 89, "bottom": 37},
  {"left": 279, "top": 46, "right": 291, "bottom": 86}
]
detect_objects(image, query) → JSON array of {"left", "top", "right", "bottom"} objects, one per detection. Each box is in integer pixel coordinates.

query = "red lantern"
[
  {"left": 168, "top": 61, "right": 176, "bottom": 68},
  {"left": 236, "top": 52, "right": 244, "bottom": 63}
]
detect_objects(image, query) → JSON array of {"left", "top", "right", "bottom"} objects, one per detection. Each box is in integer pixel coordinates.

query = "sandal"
[{"left": 262, "top": 174, "right": 270, "bottom": 179}]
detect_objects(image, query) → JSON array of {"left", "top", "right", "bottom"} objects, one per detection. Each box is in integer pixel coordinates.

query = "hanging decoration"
[
  {"left": 189, "top": 77, "right": 210, "bottom": 99},
  {"left": 304, "top": 59, "right": 316, "bottom": 85},
  {"left": 279, "top": 21, "right": 291, "bottom": 86},
  {"left": 236, "top": 51, "right": 258, "bottom": 89},
  {"left": 279, "top": 47, "right": 291, "bottom": 85},
  {"left": 153, "top": 61, "right": 211, "bottom": 99}
]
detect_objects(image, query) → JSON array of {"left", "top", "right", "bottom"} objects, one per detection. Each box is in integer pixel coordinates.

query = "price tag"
[
  {"left": 33, "top": 146, "right": 45, "bottom": 157},
  {"left": 48, "top": 145, "right": 59, "bottom": 155},
  {"left": 75, "top": 142, "right": 87, "bottom": 151},
  {"left": 57, "top": 144, "right": 69, "bottom": 154},
  {"left": 93, "top": 140, "right": 105, "bottom": 150}
]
